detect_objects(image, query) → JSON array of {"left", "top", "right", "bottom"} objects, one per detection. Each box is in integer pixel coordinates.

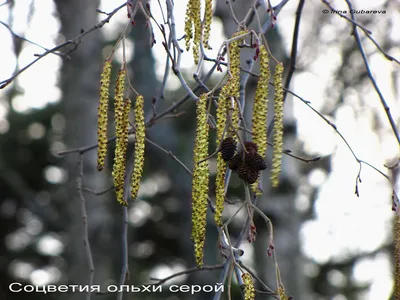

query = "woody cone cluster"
[{"left": 228, "top": 141, "right": 267, "bottom": 184}]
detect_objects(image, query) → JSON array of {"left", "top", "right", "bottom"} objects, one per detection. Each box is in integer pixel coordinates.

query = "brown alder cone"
[
  {"left": 228, "top": 141, "right": 267, "bottom": 184},
  {"left": 228, "top": 153, "right": 242, "bottom": 171},
  {"left": 245, "top": 151, "right": 267, "bottom": 171},
  {"left": 220, "top": 137, "right": 237, "bottom": 162}
]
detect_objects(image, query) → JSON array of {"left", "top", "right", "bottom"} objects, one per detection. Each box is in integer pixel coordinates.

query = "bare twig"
[
  {"left": 261, "top": 0, "right": 290, "bottom": 32},
  {"left": 117, "top": 148, "right": 136, "bottom": 300},
  {"left": 0, "top": 3, "right": 126, "bottom": 89},
  {"left": 0, "top": 0, "right": 11, "bottom": 6},
  {"left": 149, "top": 264, "right": 224, "bottom": 286},
  {"left": 164, "top": 0, "right": 199, "bottom": 101},
  {"left": 0, "top": 21, "right": 66, "bottom": 58},
  {"left": 83, "top": 186, "right": 114, "bottom": 195},
  {"left": 117, "top": 207, "right": 129, "bottom": 300},
  {"left": 321, "top": 0, "right": 400, "bottom": 65},
  {"left": 344, "top": 0, "right": 400, "bottom": 146},
  {"left": 77, "top": 155, "right": 95, "bottom": 300},
  {"left": 145, "top": 137, "right": 192, "bottom": 176},
  {"left": 213, "top": 258, "right": 231, "bottom": 300},
  {"left": 239, "top": 262, "right": 276, "bottom": 296},
  {"left": 282, "top": 0, "right": 305, "bottom": 102}
]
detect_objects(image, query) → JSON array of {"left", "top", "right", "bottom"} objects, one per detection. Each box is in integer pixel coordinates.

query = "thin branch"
[
  {"left": 117, "top": 207, "right": 129, "bottom": 300},
  {"left": 149, "top": 48, "right": 222, "bottom": 124},
  {"left": 344, "top": 0, "right": 400, "bottom": 146},
  {"left": 242, "top": 0, "right": 263, "bottom": 26},
  {"left": 83, "top": 186, "right": 114, "bottom": 195},
  {"left": 240, "top": 59, "right": 400, "bottom": 208},
  {"left": 57, "top": 134, "right": 116, "bottom": 156},
  {"left": 282, "top": 0, "right": 304, "bottom": 102},
  {"left": 165, "top": 0, "right": 198, "bottom": 101},
  {"left": 261, "top": 0, "right": 290, "bottom": 32},
  {"left": 282, "top": 148, "right": 321, "bottom": 163},
  {"left": 0, "top": 0, "right": 11, "bottom": 6},
  {"left": 242, "top": 125, "right": 322, "bottom": 163},
  {"left": 226, "top": 0, "right": 240, "bottom": 25},
  {"left": 238, "top": 262, "right": 277, "bottom": 296},
  {"left": 0, "top": 3, "right": 126, "bottom": 89},
  {"left": 320, "top": 0, "right": 372, "bottom": 34},
  {"left": 145, "top": 137, "right": 192, "bottom": 176},
  {"left": 149, "top": 264, "right": 224, "bottom": 286},
  {"left": 320, "top": 0, "right": 400, "bottom": 65},
  {"left": 213, "top": 258, "right": 232, "bottom": 300},
  {"left": 77, "top": 155, "right": 95, "bottom": 300},
  {"left": 0, "top": 21, "right": 66, "bottom": 58},
  {"left": 117, "top": 148, "right": 135, "bottom": 300}
]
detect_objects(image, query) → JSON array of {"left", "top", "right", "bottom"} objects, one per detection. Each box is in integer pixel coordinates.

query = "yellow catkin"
[
  {"left": 214, "top": 31, "right": 247, "bottom": 226},
  {"left": 214, "top": 83, "right": 230, "bottom": 227},
  {"left": 251, "top": 46, "right": 270, "bottom": 193},
  {"left": 97, "top": 59, "right": 112, "bottom": 171},
  {"left": 203, "top": 0, "right": 213, "bottom": 49},
  {"left": 271, "top": 63, "right": 284, "bottom": 188},
  {"left": 121, "top": 98, "right": 131, "bottom": 166},
  {"left": 130, "top": 95, "right": 145, "bottom": 201},
  {"left": 227, "top": 30, "right": 246, "bottom": 140},
  {"left": 112, "top": 69, "right": 128, "bottom": 205},
  {"left": 242, "top": 273, "right": 255, "bottom": 300},
  {"left": 214, "top": 31, "right": 246, "bottom": 226},
  {"left": 184, "top": 0, "right": 193, "bottom": 51},
  {"left": 277, "top": 286, "right": 289, "bottom": 300},
  {"left": 215, "top": 154, "right": 226, "bottom": 227},
  {"left": 119, "top": 99, "right": 132, "bottom": 202},
  {"left": 191, "top": 94, "right": 209, "bottom": 268},
  {"left": 192, "top": 0, "right": 201, "bottom": 64},
  {"left": 216, "top": 85, "right": 230, "bottom": 145},
  {"left": 394, "top": 215, "right": 400, "bottom": 299}
]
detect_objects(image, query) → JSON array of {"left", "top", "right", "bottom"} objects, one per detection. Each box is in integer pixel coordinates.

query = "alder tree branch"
[
  {"left": 148, "top": 264, "right": 225, "bottom": 286},
  {"left": 344, "top": 0, "right": 400, "bottom": 146},
  {"left": 77, "top": 155, "right": 95, "bottom": 300},
  {"left": 321, "top": 0, "right": 400, "bottom": 65},
  {"left": 0, "top": 20, "right": 66, "bottom": 58},
  {"left": 0, "top": 3, "right": 126, "bottom": 89}
]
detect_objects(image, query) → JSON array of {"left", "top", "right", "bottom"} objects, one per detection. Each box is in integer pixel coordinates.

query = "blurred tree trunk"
[
  {"left": 54, "top": 1, "right": 115, "bottom": 298},
  {"left": 215, "top": 2, "right": 310, "bottom": 299}
]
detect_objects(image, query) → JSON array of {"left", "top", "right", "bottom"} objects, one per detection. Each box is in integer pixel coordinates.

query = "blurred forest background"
[{"left": 0, "top": 0, "right": 399, "bottom": 299}]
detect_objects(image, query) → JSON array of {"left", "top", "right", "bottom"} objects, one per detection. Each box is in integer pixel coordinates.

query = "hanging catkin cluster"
[
  {"left": 97, "top": 59, "right": 112, "bottom": 171},
  {"left": 215, "top": 85, "right": 229, "bottom": 227},
  {"left": 251, "top": 45, "right": 270, "bottom": 193},
  {"left": 214, "top": 30, "right": 247, "bottom": 227},
  {"left": 203, "top": 0, "right": 213, "bottom": 49},
  {"left": 184, "top": 0, "right": 213, "bottom": 64},
  {"left": 191, "top": 93, "right": 210, "bottom": 268},
  {"left": 131, "top": 95, "right": 145, "bottom": 201},
  {"left": 241, "top": 273, "right": 255, "bottom": 300},
  {"left": 271, "top": 63, "right": 284, "bottom": 187},
  {"left": 112, "top": 69, "right": 129, "bottom": 205},
  {"left": 214, "top": 30, "right": 247, "bottom": 145},
  {"left": 226, "top": 30, "right": 245, "bottom": 139},
  {"left": 96, "top": 61, "right": 146, "bottom": 205}
]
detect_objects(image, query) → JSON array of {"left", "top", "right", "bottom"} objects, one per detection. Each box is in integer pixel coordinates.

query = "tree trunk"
[{"left": 54, "top": 1, "right": 115, "bottom": 298}]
